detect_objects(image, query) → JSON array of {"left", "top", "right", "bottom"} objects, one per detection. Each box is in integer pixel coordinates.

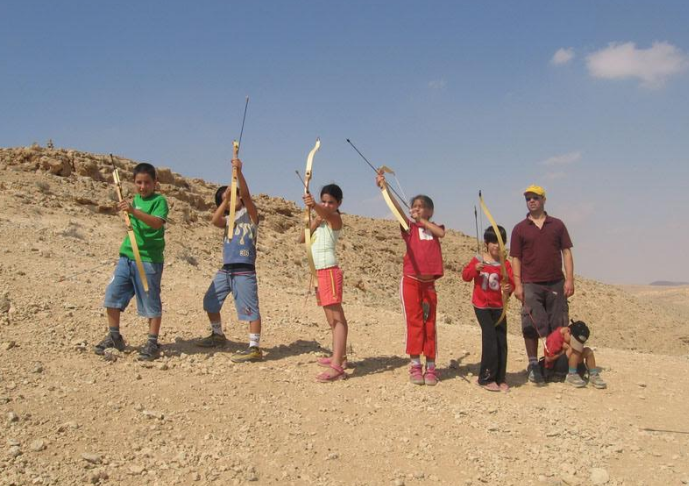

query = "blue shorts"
[
  {"left": 203, "top": 269, "right": 261, "bottom": 321},
  {"left": 103, "top": 256, "right": 164, "bottom": 318}
]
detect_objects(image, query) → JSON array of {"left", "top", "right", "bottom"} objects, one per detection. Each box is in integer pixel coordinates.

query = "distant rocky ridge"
[
  {"left": 1, "top": 144, "right": 688, "bottom": 355},
  {"left": 649, "top": 281, "right": 689, "bottom": 287}
]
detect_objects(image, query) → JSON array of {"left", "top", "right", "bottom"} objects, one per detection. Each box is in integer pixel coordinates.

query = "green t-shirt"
[{"left": 119, "top": 193, "right": 169, "bottom": 263}]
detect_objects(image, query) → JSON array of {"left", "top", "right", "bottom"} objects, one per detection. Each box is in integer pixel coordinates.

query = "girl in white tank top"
[{"left": 300, "top": 184, "right": 349, "bottom": 382}]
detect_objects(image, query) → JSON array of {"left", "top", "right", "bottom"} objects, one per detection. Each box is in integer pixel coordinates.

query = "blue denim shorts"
[
  {"left": 103, "top": 256, "right": 164, "bottom": 318},
  {"left": 203, "top": 269, "right": 261, "bottom": 321}
]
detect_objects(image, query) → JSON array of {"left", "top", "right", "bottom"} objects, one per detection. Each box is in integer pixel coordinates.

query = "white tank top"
[{"left": 311, "top": 222, "right": 340, "bottom": 270}]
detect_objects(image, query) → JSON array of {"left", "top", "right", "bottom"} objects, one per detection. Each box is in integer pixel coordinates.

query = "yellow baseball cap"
[{"left": 523, "top": 185, "right": 546, "bottom": 197}]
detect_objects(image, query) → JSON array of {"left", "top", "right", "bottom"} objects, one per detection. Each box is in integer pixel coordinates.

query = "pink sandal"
[
  {"left": 317, "top": 356, "right": 348, "bottom": 369},
  {"left": 316, "top": 364, "right": 347, "bottom": 383}
]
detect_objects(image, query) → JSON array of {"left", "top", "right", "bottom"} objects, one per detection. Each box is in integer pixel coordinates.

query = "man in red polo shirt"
[{"left": 509, "top": 185, "right": 574, "bottom": 385}]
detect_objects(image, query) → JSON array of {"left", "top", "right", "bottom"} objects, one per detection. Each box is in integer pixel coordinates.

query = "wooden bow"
[
  {"left": 479, "top": 190, "right": 509, "bottom": 325},
  {"left": 346, "top": 139, "right": 410, "bottom": 231},
  {"left": 303, "top": 138, "right": 321, "bottom": 284},
  {"left": 379, "top": 165, "right": 410, "bottom": 231},
  {"left": 225, "top": 141, "right": 240, "bottom": 242},
  {"left": 225, "top": 96, "right": 249, "bottom": 242},
  {"left": 110, "top": 154, "right": 149, "bottom": 293}
]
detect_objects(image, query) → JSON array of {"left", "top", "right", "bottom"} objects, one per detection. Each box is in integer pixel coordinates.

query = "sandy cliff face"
[
  {"left": 1, "top": 145, "right": 688, "bottom": 486},
  {"left": 1, "top": 145, "right": 686, "bottom": 355}
]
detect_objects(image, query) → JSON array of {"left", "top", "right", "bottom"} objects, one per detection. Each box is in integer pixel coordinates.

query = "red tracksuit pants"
[{"left": 401, "top": 276, "right": 438, "bottom": 359}]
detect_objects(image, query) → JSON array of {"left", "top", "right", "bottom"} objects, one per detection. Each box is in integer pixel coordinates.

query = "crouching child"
[{"left": 541, "top": 320, "right": 607, "bottom": 389}]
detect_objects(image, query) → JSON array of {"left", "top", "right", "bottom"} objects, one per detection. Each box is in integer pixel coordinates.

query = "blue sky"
[{"left": 2, "top": 1, "right": 688, "bottom": 284}]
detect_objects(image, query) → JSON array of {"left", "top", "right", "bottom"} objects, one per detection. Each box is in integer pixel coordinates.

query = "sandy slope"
[{"left": 1, "top": 146, "right": 688, "bottom": 486}]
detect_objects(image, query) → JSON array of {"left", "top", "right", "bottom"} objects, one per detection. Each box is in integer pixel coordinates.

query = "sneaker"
[
  {"left": 565, "top": 372, "right": 587, "bottom": 388},
  {"left": 409, "top": 364, "right": 424, "bottom": 385},
  {"left": 589, "top": 373, "right": 607, "bottom": 389},
  {"left": 424, "top": 367, "right": 439, "bottom": 386},
  {"left": 231, "top": 346, "right": 262, "bottom": 363},
  {"left": 138, "top": 341, "right": 161, "bottom": 361},
  {"left": 94, "top": 334, "right": 125, "bottom": 355},
  {"left": 528, "top": 363, "right": 545, "bottom": 385},
  {"left": 195, "top": 332, "right": 228, "bottom": 348}
]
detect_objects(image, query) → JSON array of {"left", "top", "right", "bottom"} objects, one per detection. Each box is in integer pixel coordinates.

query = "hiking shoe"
[
  {"left": 424, "top": 367, "right": 439, "bottom": 386},
  {"left": 409, "top": 364, "right": 424, "bottom": 385},
  {"left": 231, "top": 346, "right": 262, "bottom": 363},
  {"left": 565, "top": 372, "right": 587, "bottom": 388},
  {"left": 138, "top": 341, "right": 161, "bottom": 361},
  {"left": 589, "top": 373, "right": 607, "bottom": 389},
  {"left": 195, "top": 332, "right": 228, "bottom": 348},
  {"left": 528, "top": 363, "right": 545, "bottom": 385},
  {"left": 94, "top": 334, "right": 125, "bottom": 355}
]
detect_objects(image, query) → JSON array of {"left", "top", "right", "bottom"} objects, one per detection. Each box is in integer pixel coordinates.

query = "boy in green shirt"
[{"left": 95, "top": 163, "right": 169, "bottom": 361}]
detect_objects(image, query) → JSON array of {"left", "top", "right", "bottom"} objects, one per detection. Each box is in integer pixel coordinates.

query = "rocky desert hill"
[{"left": 1, "top": 145, "right": 688, "bottom": 486}]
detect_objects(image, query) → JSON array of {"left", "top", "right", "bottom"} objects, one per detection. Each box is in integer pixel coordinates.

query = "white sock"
[
  {"left": 411, "top": 357, "right": 421, "bottom": 367},
  {"left": 249, "top": 333, "right": 260, "bottom": 348},
  {"left": 426, "top": 360, "right": 436, "bottom": 369},
  {"left": 210, "top": 321, "right": 224, "bottom": 335}
]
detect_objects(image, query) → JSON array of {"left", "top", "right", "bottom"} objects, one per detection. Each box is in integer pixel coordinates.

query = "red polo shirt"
[{"left": 509, "top": 213, "right": 572, "bottom": 283}]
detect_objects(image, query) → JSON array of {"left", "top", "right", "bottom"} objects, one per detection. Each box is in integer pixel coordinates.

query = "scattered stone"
[
  {"left": 7, "top": 411, "right": 19, "bottom": 422},
  {"left": 143, "top": 410, "right": 164, "bottom": 420},
  {"left": 590, "top": 468, "right": 609, "bottom": 485},
  {"left": 9, "top": 445, "right": 22, "bottom": 458},
  {"left": 0, "top": 292, "right": 10, "bottom": 313},
  {"left": 128, "top": 464, "right": 145, "bottom": 475},
  {"left": 30, "top": 440, "right": 46, "bottom": 452},
  {"left": 414, "top": 471, "right": 425, "bottom": 479},
  {"left": 2, "top": 341, "right": 16, "bottom": 351},
  {"left": 394, "top": 479, "right": 405, "bottom": 486},
  {"left": 326, "top": 452, "right": 339, "bottom": 460},
  {"left": 7, "top": 438, "right": 20, "bottom": 446},
  {"left": 81, "top": 453, "right": 102, "bottom": 464},
  {"left": 58, "top": 421, "right": 79, "bottom": 432}
]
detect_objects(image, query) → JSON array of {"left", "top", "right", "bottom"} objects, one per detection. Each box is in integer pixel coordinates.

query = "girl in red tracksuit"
[
  {"left": 375, "top": 171, "right": 445, "bottom": 386},
  {"left": 462, "top": 225, "right": 515, "bottom": 392}
]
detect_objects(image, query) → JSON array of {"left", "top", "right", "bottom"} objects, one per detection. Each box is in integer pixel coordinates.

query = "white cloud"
[
  {"left": 586, "top": 41, "right": 689, "bottom": 88},
  {"left": 428, "top": 78, "right": 447, "bottom": 90},
  {"left": 551, "top": 48, "right": 575, "bottom": 66},
  {"left": 542, "top": 151, "right": 582, "bottom": 166}
]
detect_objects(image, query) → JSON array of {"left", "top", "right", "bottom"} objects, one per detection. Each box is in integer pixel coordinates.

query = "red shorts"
[{"left": 316, "top": 266, "right": 343, "bottom": 307}]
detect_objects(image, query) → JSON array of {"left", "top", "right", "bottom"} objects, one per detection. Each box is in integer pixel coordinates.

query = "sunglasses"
[{"left": 525, "top": 196, "right": 542, "bottom": 201}]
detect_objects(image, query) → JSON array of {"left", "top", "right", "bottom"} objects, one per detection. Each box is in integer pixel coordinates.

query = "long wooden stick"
[
  {"left": 110, "top": 155, "right": 148, "bottom": 293},
  {"left": 225, "top": 96, "right": 250, "bottom": 242}
]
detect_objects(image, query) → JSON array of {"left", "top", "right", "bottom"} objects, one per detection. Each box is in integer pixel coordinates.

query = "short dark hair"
[
  {"left": 214, "top": 185, "right": 242, "bottom": 214},
  {"left": 320, "top": 184, "right": 343, "bottom": 203},
  {"left": 484, "top": 225, "right": 507, "bottom": 244},
  {"left": 411, "top": 195, "right": 434, "bottom": 211},
  {"left": 133, "top": 163, "right": 157, "bottom": 180},
  {"left": 214, "top": 186, "right": 228, "bottom": 208}
]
